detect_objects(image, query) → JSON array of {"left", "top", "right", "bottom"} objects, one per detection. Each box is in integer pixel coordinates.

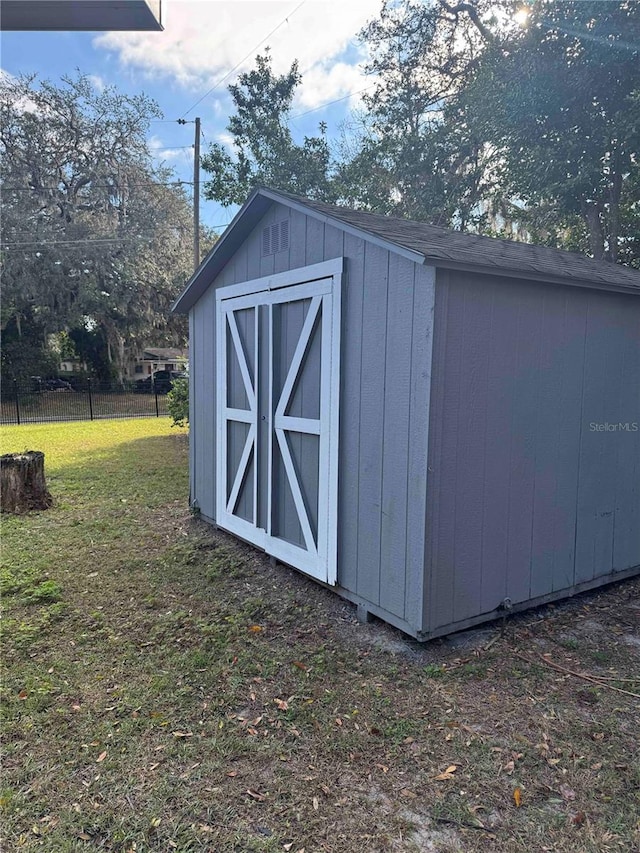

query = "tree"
[
  {"left": 201, "top": 51, "right": 337, "bottom": 206},
  {"left": 352, "top": 0, "right": 640, "bottom": 260},
  {"left": 461, "top": 0, "right": 640, "bottom": 262},
  {"left": 0, "top": 73, "right": 196, "bottom": 381},
  {"left": 336, "top": 0, "right": 495, "bottom": 227}
]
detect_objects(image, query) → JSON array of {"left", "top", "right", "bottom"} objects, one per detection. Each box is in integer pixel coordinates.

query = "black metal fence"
[{"left": 1, "top": 379, "right": 171, "bottom": 425}]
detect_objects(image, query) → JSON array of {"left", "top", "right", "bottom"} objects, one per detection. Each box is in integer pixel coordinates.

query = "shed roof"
[{"left": 174, "top": 187, "right": 640, "bottom": 312}]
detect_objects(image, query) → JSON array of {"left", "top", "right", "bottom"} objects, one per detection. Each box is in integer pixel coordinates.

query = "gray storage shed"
[{"left": 174, "top": 187, "right": 640, "bottom": 640}]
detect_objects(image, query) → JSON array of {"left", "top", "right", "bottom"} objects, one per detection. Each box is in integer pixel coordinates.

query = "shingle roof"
[
  {"left": 142, "top": 347, "right": 187, "bottom": 360},
  {"left": 274, "top": 189, "right": 640, "bottom": 292},
  {"left": 173, "top": 187, "right": 640, "bottom": 313}
]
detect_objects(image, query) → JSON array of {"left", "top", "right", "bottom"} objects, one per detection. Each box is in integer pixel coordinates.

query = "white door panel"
[{"left": 216, "top": 261, "right": 341, "bottom": 584}]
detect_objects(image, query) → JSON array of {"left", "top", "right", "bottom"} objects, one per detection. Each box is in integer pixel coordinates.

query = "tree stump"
[{"left": 1, "top": 451, "right": 53, "bottom": 514}]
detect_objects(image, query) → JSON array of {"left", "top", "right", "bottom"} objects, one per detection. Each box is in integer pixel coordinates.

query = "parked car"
[
  {"left": 134, "top": 370, "right": 184, "bottom": 394},
  {"left": 31, "top": 377, "right": 74, "bottom": 392}
]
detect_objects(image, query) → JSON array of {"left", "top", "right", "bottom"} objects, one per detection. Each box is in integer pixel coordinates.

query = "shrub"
[{"left": 167, "top": 376, "right": 189, "bottom": 427}]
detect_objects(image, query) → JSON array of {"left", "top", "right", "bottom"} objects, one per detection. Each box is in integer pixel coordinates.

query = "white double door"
[{"left": 215, "top": 261, "right": 341, "bottom": 584}]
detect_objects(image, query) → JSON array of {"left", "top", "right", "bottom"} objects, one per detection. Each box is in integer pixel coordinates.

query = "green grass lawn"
[{"left": 1, "top": 419, "right": 639, "bottom": 852}]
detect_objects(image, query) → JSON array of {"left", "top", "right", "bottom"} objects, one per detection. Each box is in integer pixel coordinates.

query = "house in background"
[
  {"left": 174, "top": 187, "right": 639, "bottom": 641},
  {"left": 126, "top": 347, "right": 188, "bottom": 381}
]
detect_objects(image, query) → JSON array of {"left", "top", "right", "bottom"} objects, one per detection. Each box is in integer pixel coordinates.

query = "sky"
[{"left": 0, "top": 0, "right": 383, "bottom": 230}]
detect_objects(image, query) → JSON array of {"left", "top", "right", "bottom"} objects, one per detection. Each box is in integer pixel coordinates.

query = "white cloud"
[
  {"left": 88, "top": 74, "right": 106, "bottom": 91},
  {"left": 148, "top": 134, "right": 194, "bottom": 163},
  {"left": 293, "top": 61, "right": 371, "bottom": 111},
  {"left": 215, "top": 131, "right": 236, "bottom": 151},
  {"left": 94, "top": 0, "right": 380, "bottom": 112}
]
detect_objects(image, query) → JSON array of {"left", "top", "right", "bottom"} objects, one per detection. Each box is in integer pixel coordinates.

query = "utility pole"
[
  {"left": 177, "top": 116, "right": 201, "bottom": 271},
  {"left": 193, "top": 116, "right": 200, "bottom": 271}
]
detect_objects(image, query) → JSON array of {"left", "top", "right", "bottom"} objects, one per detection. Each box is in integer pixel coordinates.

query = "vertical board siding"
[
  {"left": 426, "top": 271, "right": 640, "bottom": 633},
  {"left": 428, "top": 273, "right": 463, "bottom": 629},
  {"left": 379, "top": 255, "right": 415, "bottom": 618},
  {"left": 529, "top": 288, "right": 584, "bottom": 598},
  {"left": 337, "top": 234, "right": 365, "bottom": 597},
  {"left": 477, "top": 284, "right": 517, "bottom": 612},
  {"left": 305, "top": 216, "right": 325, "bottom": 266},
  {"left": 613, "top": 310, "right": 640, "bottom": 571},
  {"left": 192, "top": 284, "right": 216, "bottom": 520},
  {"left": 451, "top": 277, "right": 492, "bottom": 622},
  {"left": 504, "top": 285, "right": 542, "bottom": 607},
  {"left": 405, "top": 265, "right": 434, "bottom": 628},
  {"left": 575, "top": 298, "right": 640, "bottom": 583},
  {"left": 188, "top": 311, "right": 196, "bottom": 507},
  {"left": 355, "top": 244, "right": 389, "bottom": 607}
]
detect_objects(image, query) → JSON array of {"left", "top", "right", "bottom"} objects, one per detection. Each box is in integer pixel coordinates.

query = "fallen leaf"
[
  {"left": 96, "top": 751, "right": 107, "bottom": 763},
  {"left": 312, "top": 796, "right": 319, "bottom": 811},
  {"left": 274, "top": 698, "right": 289, "bottom": 711},
  {"left": 503, "top": 760, "right": 515, "bottom": 775},
  {"left": 435, "top": 765, "right": 458, "bottom": 781},
  {"left": 590, "top": 762, "right": 602, "bottom": 771},
  {"left": 292, "top": 661, "right": 308, "bottom": 671},
  {"left": 18, "top": 690, "right": 28, "bottom": 700},
  {"left": 78, "top": 831, "right": 91, "bottom": 841},
  {"left": 559, "top": 784, "right": 576, "bottom": 802},
  {"left": 513, "top": 787, "right": 522, "bottom": 807},
  {"left": 572, "top": 811, "right": 586, "bottom": 826},
  {"left": 150, "top": 817, "right": 161, "bottom": 828},
  {"left": 172, "top": 731, "right": 193, "bottom": 738},
  {"left": 246, "top": 788, "right": 266, "bottom": 801},
  {"left": 248, "top": 625, "right": 263, "bottom": 633},
  {"left": 283, "top": 845, "right": 294, "bottom": 852},
  {"left": 375, "top": 764, "right": 389, "bottom": 774},
  {"left": 226, "top": 770, "right": 238, "bottom": 778},
  {"left": 400, "top": 788, "right": 417, "bottom": 799},
  {"left": 335, "top": 718, "right": 343, "bottom": 727}
]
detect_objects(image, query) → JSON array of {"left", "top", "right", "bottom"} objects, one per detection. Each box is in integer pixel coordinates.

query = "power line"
[
  {"left": 289, "top": 82, "right": 377, "bottom": 120},
  {"left": 179, "top": 0, "right": 307, "bottom": 118},
  {"left": 149, "top": 144, "right": 194, "bottom": 151}
]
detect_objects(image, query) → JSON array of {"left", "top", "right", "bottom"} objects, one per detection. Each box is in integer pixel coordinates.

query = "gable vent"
[{"left": 262, "top": 220, "right": 289, "bottom": 256}]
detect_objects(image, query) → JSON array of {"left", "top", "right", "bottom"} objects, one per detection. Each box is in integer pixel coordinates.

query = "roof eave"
[{"left": 431, "top": 257, "right": 640, "bottom": 295}]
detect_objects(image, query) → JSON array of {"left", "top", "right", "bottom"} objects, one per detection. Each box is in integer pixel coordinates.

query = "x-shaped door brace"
[{"left": 271, "top": 294, "right": 322, "bottom": 555}]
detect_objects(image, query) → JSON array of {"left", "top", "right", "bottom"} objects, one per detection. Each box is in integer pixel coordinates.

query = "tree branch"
[{"left": 437, "top": 0, "right": 495, "bottom": 44}]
